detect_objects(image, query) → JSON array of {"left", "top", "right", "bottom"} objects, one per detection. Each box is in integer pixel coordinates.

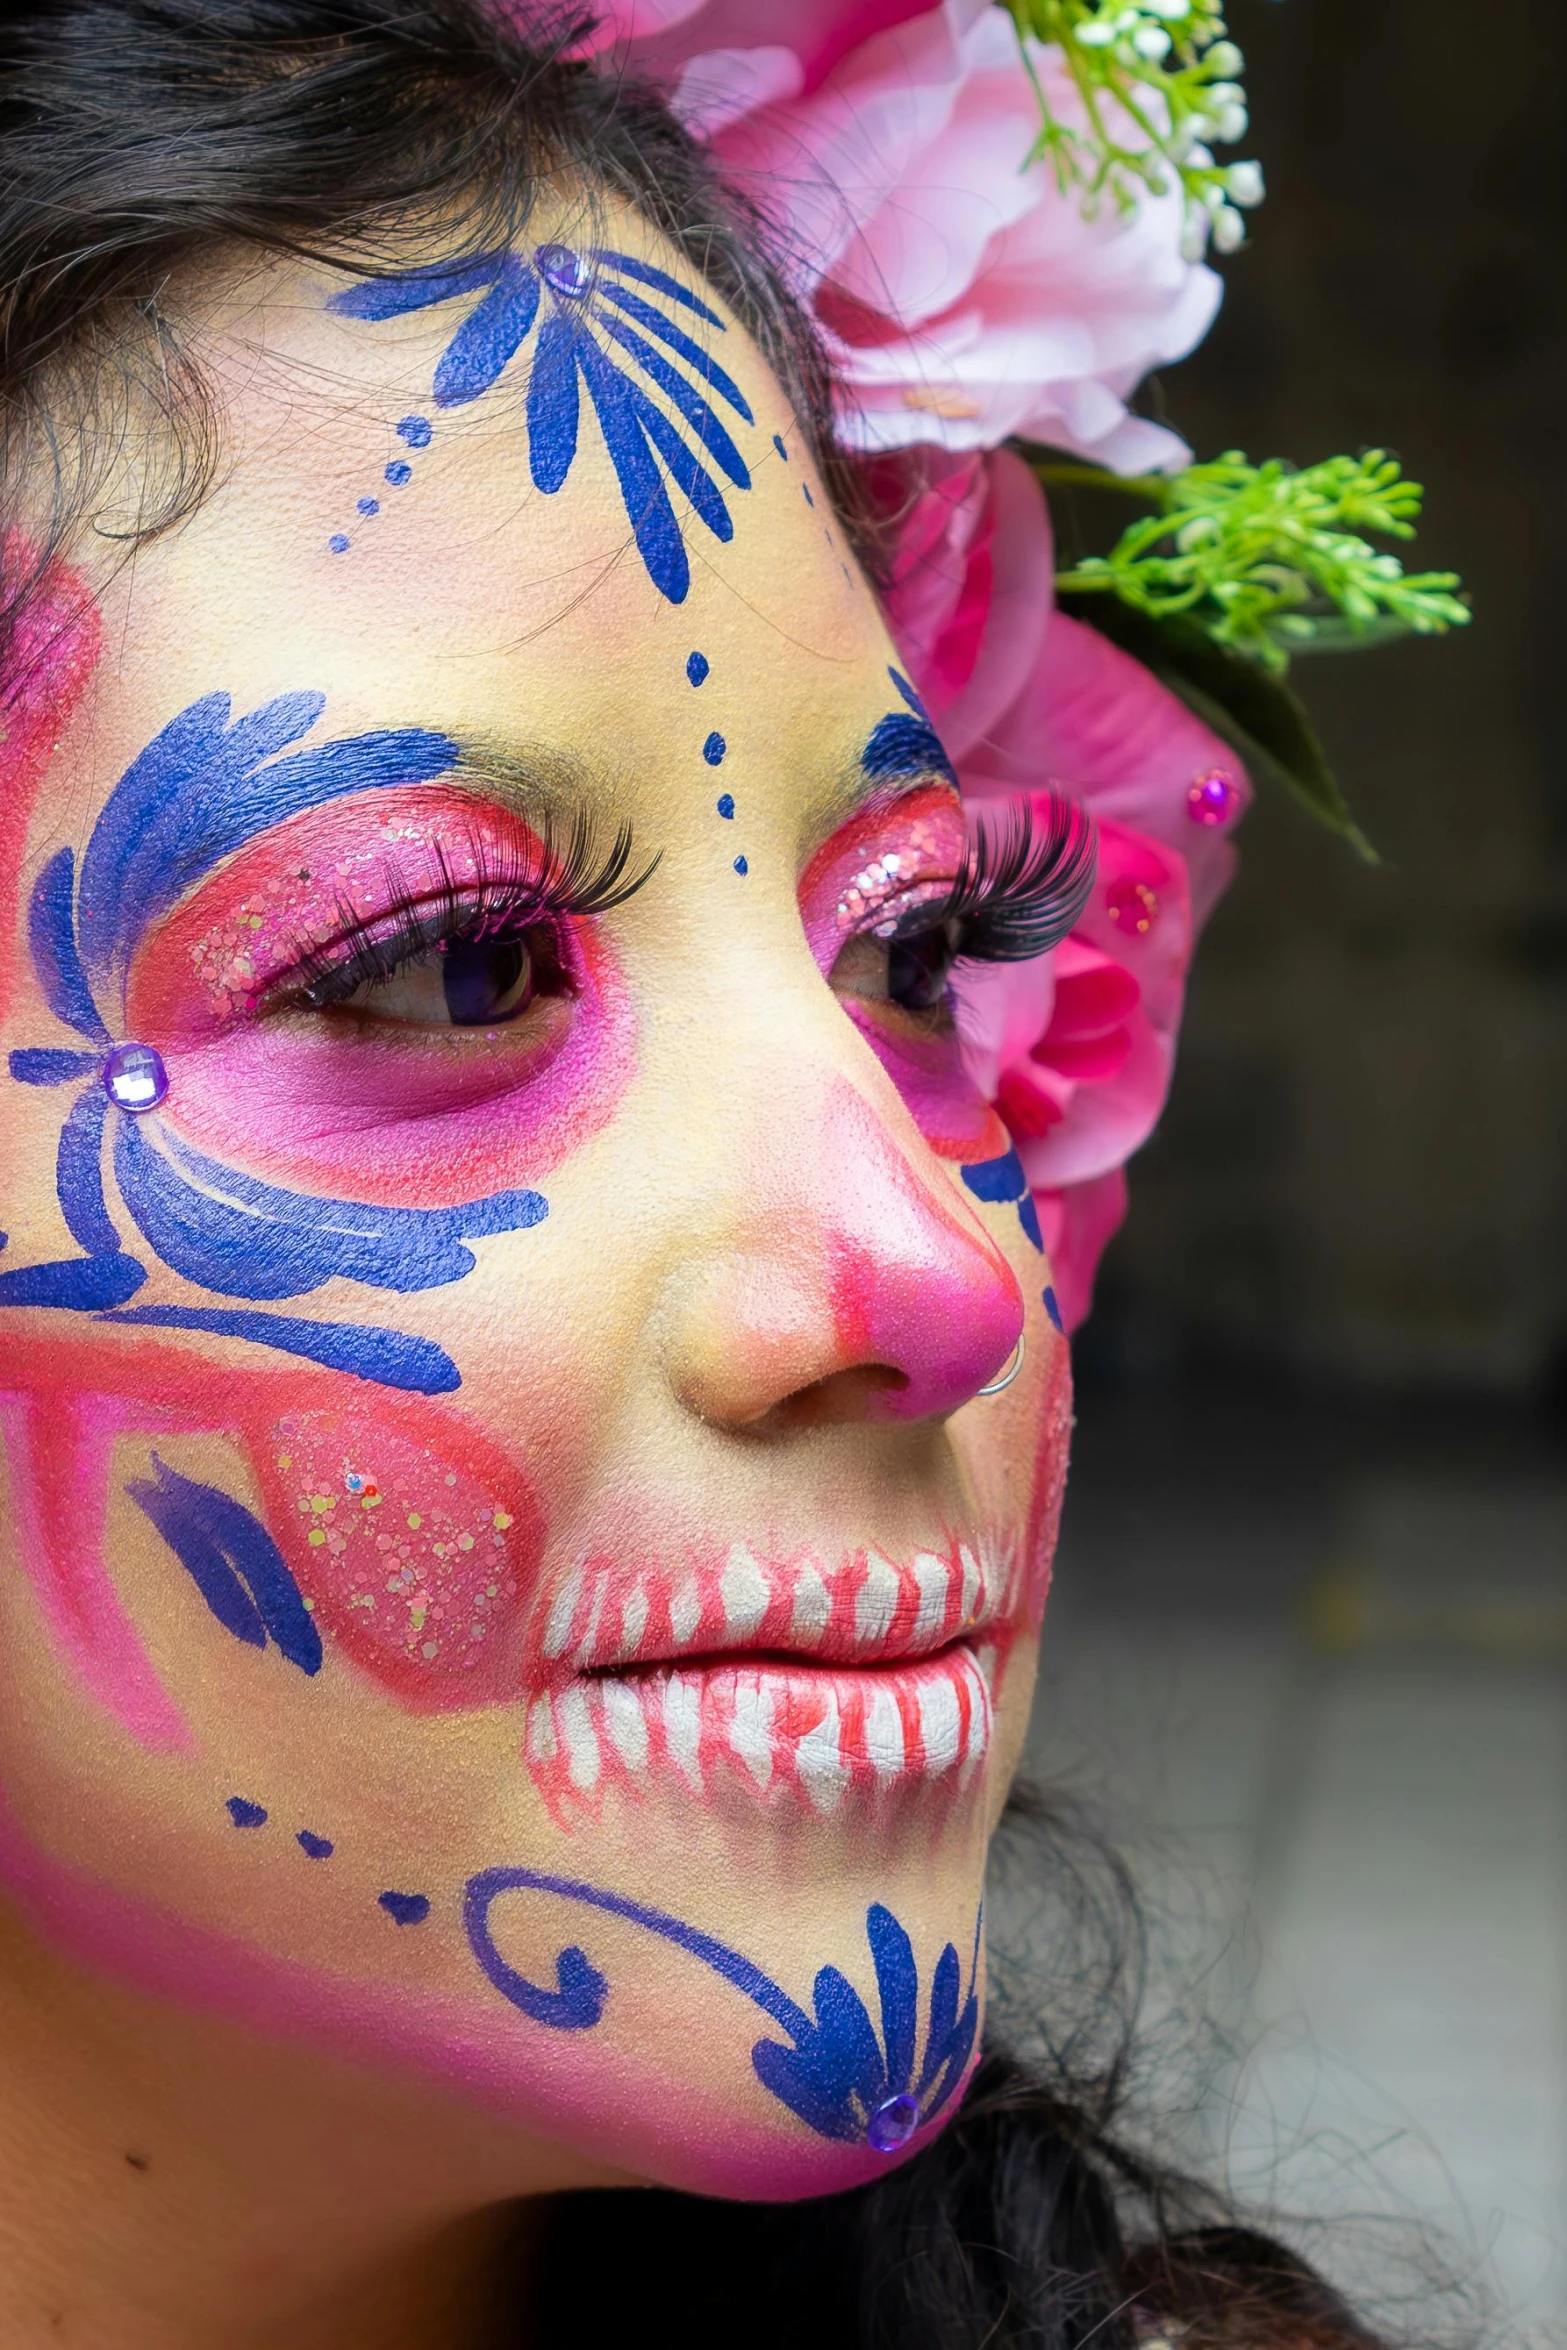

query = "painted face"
[{"left": 0, "top": 205, "right": 1073, "bottom": 2205}]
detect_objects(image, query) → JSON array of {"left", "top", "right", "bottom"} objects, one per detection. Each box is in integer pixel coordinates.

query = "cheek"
[{"left": 255, "top": 1404, "right": 544, "bottom": 1710}]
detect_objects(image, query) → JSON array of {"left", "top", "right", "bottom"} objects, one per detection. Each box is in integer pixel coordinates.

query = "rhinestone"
[
  {"left": 536, "top": 243, "right": 590, "bottom": 298},
  {"left": 866, "top": 2093, "right": 920, "bottom": 2154},
  {"left": 1186, "top": 768, "right": 1239, "bottom": 827},
  {"left": 103, "top": 1042, "right": 168, "bottom": 1113}
]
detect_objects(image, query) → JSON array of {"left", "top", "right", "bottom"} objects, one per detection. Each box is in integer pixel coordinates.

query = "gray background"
[{"left": 1019, "top": 0, "right": 1567, "bottom": 2330}]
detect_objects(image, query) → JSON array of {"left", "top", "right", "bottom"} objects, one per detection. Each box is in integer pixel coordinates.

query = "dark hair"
[{"left": 0, "top": 7, "right": 1439, "bottom": 2346}]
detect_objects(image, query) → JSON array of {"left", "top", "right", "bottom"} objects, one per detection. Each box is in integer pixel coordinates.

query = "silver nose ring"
[{"left": 975, "top": 1332, "right": 1025, "bottom": 1398}]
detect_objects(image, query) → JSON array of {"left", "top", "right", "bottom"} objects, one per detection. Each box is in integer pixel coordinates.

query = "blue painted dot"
[
  {"left": 384, "top": 460, "right": 412, "bottom": 487},
  {"left": 328, "top": 534, "right": 350, "bottom": 554},
  {"left": 802, "top": 482, "right": 814, "bottom": 508},
  {"left": 297, "top": 1830, "right": 335, "bottom": 1860},
  {"left": 379, "top": 1890, "right": 431, "bottom": 1927},
  {"left": 716, "top": 793, "right": 735, "bottom": 819},
  {"left": 226, "top": 1797, "right": 267, "bottom": 1829},
  {"left": 356, "top": 496, "right": 380, "bottom": 516},
  {"left": 702, "top": 731, "right": 727, "bottom": 766},
  {"left": 773, "top": 433, "right": 789, "bottom": 461},
  {"left": 686, "top": 650, "right": 710, "bottom": 688},
  {"left": 1043, "top": 1286, "right": 1064, "bottom": 1333},
  {"left": 733, "top": 855, "right": 749, "bottom": 876},
  {"left": 397, "top": 414, "right": 433, "bottom": 448}
]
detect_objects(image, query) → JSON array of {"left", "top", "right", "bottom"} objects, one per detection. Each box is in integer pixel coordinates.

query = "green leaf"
[{"left": 1055, "top": 592, "right": 1379, "bottom": 860}]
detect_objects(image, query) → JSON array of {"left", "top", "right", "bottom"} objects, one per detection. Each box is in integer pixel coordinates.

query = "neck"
[{"left": 0, "top": 1896, "right": 586, "bottom": 2350}]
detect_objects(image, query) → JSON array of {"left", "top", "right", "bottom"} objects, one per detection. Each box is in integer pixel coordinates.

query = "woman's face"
[{"left": 0, "top": 207, "right": 1070, "bottom": 2201}]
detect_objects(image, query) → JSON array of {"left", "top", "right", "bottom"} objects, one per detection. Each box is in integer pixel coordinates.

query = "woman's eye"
[
  {"left": 831, "top": 921, "right": 958, "bottom": 1016},
  {"left": 306, "top": 931, "right": 539, "bottom": 1027}
]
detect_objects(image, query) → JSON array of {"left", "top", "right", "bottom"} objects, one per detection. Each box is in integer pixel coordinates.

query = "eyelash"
[
  {"left": 283, "top": 813, "right": 657, "bottom": 1012},
  {"left": 889, "top": 792, "right": 1097, "bottom": 966}
]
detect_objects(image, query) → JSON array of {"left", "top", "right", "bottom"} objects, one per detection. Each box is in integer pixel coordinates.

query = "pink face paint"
[
  {"left": 0, "top": 1336, "right": 545, "bottom": 1727},
  {"left": 0, "top": 1774, "right": 939, "bottom": 2202},
  {"left": 799, "top": 787, "right": 1008, "bottom": 1162},
  {"left": 0, "top": 549, "right": 100, "bottom": 1030},
  {"left": 125, "top": 788, "right": 634, "bottom": 1206},
  {"left": 258, "top": 1405, "right": 540, "bottom": 1708}
]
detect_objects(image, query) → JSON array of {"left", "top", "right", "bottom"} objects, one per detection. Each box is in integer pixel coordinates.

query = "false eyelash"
[
  {"left": 285, "top": 810, "right": 657, "bottom": 1009},
  {"left": 896, "top": 791, "right": 1097, "bottom": 965}
]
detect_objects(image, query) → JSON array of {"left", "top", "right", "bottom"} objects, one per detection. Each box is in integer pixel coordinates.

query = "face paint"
[
  {"left": 126, "top": 786, "right": 633, "bottom": 1202},
  {"left": 520, "top": 1530, "right": 1007, "bottom": 1825},
  {"left": 800, "top": 786, "right": 1010, "bottom": 1162},
  {"left": 327, "top": 246, "right": 756, "bottom": 604}
]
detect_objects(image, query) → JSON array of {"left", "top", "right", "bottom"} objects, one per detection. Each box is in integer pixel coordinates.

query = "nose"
[{"left": 661, "top": 1072, "right": 1025, "bottom": 1432}]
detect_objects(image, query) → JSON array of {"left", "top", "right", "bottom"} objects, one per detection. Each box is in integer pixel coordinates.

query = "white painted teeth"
[
  {"left": 917, "top": 1672, "right": 963, "bottom": 1775},
  {"left": 864, "top": 1680, "right": 906, "bottom": 1779},
  {"left": 720, "top": 1545, "right": 770, "bottom": 1642},
  {"left": 601, "top": 1675, "right": 649, "bottom": 1774},
  {"left": 542, "top": 1565, "right": 584, "bottom": 1660},
  {"left": 728, "top": 1671, "right": 775, "bottom": 1789},
  {"left": 854, "top": 1550, "right": 902, "bottom": 1644},
  {"left": 619, "top": 1583, "right": 649, "bottom": 1659},
  {"left": 662, "top": 1672, "right": 703, "bottom": 1791},
  {"left": 668, "top": 1575, "right": 702, "bottom": 1644},
  {"left": 912, "top": 1550, "right": 949, "bottom": 1645},
  {"left": 795, "top": 1690, "right": 849, "bottom": 1814},
  {"left": 789, "top": 1562, "right": 832, "bottom": 1646},
  {"left": 958, "top": 1544, "right": 981, "bottom": 1627},
  {"left": 558, "top": 1685, "right": 601, "bottom": 1794}
]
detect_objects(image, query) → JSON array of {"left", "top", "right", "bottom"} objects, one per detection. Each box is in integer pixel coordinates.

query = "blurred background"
[{"left": 1022, "top": 0, "right": 1567, "bottom": 2330}]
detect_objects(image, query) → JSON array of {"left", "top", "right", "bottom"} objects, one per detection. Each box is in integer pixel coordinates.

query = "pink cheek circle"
[
  {"left": 258, "top": 1407, "right": 542, "bottom": 1710},
  {"left": 800, "top": 788, "right": 1005, "bottom": 1163},
  {"left": 123, "top": 789, "right": 635, "bottom": 1208}
]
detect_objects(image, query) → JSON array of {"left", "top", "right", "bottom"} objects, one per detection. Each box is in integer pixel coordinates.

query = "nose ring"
[{"left": 975, "top": 1332, "right": 1025, "bottom": 1398}]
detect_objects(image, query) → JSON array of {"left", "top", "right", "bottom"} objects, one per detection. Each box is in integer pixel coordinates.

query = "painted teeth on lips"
[
  {"left": 519, "top": 1540, "right": 1015, "bottom": 1820},
  {"left": 536, "top": 1537, "right": 1008, "bottom": 1677},
  {"left": 525, "top": 1647, "right": 996, "bottom": 1818}
]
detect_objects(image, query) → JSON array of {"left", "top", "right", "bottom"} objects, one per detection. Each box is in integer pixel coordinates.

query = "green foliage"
[
  {"left": 1048, "top": 450, "right": 1471, "bottom": 676},
  {"left": 1001, "top": 0, "right": 1262, "bottom": 253}
]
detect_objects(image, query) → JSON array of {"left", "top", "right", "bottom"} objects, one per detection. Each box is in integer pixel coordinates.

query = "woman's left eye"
[
  {"left": 303, "top": 929, "right": 544, "bottom": 1027},
  {"left": 831, "top": 918, "right": 959, "bottom": 1017}
]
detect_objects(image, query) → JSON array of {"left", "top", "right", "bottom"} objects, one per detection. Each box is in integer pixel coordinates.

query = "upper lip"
[{"left": 532, "top": 1535, "right": 1009, "bottom": 1686}]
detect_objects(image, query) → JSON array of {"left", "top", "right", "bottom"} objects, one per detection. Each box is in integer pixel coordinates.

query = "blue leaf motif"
[
  {"left": 113, "top": 1122, "right": 547, "bottom": 1303},
  {"left": 327, "top": 244, "right": 756, "bottom": 607},
  {"left": 2, "top": 691, "right": 552, "bottom": 1394},
  {"left": 126, "top": 1453, "right": 323, "bottom": 1674},
  {"left": 461, "top": 1867, "right": 981, "bottom": 2150}
]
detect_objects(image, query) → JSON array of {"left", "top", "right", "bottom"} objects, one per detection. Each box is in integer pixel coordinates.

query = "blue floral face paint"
[
  {"left": 2, "top": 691, "right": 553, "bottom": 1392},
  {"left": 462, "top": 1869, "right": 979, "bottom": 2153},
  {"left": 327, "top": 245, "right": 756, "bottom": 604}
]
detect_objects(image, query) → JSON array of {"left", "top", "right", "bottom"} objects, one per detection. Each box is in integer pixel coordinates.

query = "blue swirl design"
[
  {"left": 1, "top": 691, "right": 549, "bottom": 1392},
  {"left": 463, "top": 1867, "right": 980, "bottom": 2149},
  {"left": 328, "top": 244, "right": 755, "bottom": 605}
]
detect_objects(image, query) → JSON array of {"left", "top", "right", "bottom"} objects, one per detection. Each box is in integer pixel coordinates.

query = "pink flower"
[
  {"left": 563, "top": 0, "right": 1218, "bottom": 468},
  {"left": 876, "top": 452, "right": 1249, "bottom": 1324}
]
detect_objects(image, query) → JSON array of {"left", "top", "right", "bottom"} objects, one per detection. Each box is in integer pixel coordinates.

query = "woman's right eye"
[
  {"left": 829, "top": 920, "right": 960, "bottom": 1021},
  {"left": 302, "top": 927, "right": 547, "bottom": 1028}
]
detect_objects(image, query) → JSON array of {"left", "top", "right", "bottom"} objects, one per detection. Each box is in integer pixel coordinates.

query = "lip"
[{"left": 522, "top": 1536, "right": 1018, "bottom": 1820}]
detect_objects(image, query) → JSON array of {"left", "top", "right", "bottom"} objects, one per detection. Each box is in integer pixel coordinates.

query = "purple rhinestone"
[
  {"left": 536, "top": 242, "right": 590, "bottom": 298},
  {"left": 866, "top": 2094, "right": 919, "bottom": 2154},
  {"left": 103, "top": 1042, "right": 168, "bottom": 1114},
  {"left": 1186, "top": 768, "right": 1239, "bottom": 827}
]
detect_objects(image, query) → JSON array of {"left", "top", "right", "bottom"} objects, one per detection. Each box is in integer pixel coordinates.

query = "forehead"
[{"left": 71, "top": 204, "right": 893, "bottom": 828}]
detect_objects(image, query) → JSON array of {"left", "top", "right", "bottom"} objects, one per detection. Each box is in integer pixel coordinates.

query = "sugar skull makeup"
[{"left": 0, "top": 204, "right": 1078, "bottom": 2208}]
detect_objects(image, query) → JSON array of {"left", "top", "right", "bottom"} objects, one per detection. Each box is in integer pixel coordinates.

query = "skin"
[{"left": 0, "top": 195, "right": 1072, "bottom": 2349}]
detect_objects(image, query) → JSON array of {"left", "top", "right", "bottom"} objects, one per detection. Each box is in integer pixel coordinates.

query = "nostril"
[{"left": 757, "top": 1364, "right": 911, "bottom": 1433}]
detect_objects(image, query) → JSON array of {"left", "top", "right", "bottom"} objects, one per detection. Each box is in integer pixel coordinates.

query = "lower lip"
[{"left": 523, "top": 1643, "right": 996, "bottom": 1820}]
